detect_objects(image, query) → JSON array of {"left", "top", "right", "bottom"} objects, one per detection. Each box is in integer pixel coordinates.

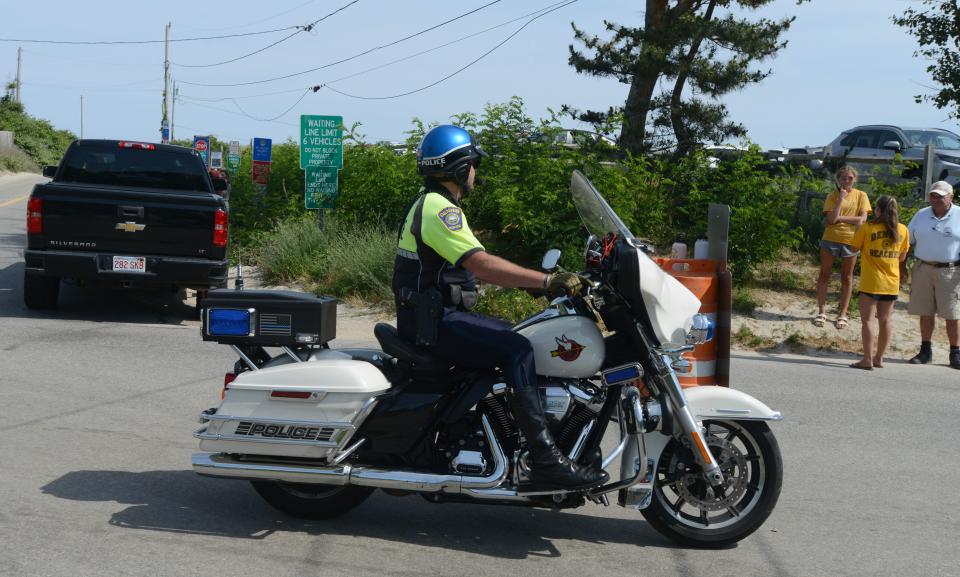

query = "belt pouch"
[{"left": 414, "top": 288, "right": 443, "bottom": 347}]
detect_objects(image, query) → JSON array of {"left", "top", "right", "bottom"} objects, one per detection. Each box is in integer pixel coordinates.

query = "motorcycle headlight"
[{"left": 685, "top": 314, "right": 714, "bottom": 345}]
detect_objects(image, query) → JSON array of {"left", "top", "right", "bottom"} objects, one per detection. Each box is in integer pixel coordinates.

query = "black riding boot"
[{"left": 509, "top": 386, "right": 609, "bottom": 489}]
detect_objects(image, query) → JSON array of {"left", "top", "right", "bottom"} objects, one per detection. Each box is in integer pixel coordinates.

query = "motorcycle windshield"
[
  {"left": 570, "top": 170, "right": 635, "bottom": 242},
  {"left": 569, "top": 170, "right": 702, "bottom": 346}
]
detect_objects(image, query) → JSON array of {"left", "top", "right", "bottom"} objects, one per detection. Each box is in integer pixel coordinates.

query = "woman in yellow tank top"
[
  {"left": 849, "top": 195, "right": 910, "bottom": 369},
  {"left": 815, "top": 165, "right": 871, "bottom": 329}
]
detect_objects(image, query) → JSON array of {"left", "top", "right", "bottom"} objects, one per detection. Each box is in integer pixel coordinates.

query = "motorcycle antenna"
[{"left": 234, "top": 247, "right": 244, "bottom": 291}]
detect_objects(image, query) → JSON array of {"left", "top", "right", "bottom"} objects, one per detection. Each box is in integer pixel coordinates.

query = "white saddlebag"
[{"left": 195, "top": 358, "right": 391, "bottom": 460}]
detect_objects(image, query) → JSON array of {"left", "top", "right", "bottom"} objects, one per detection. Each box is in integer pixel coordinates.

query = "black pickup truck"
[{"left": 23, "top": 139, "right": 230, "bottom": 309}]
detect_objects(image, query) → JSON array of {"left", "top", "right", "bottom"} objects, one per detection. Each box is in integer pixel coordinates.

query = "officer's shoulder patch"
[{"left": 438, "top": 206, "right": 463, "bottom": 231}]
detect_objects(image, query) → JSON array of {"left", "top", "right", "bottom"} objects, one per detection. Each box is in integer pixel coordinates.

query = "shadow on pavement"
[
  {"left": 0, "top": 260, "right": 197, "bottom": 325},
  {"left": 41, "top": 469, "right": 677, "bottom": 557}
]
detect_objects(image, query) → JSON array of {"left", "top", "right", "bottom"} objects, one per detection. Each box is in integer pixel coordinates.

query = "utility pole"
[
  {"left": 161, "top": 22, "right": 170, "bottom": 144},
  {"left": 15, "top": 47, "right": 22, "bottom": 102},
  {"left": 171, "top": 81, "right": 177, "bottom": 142}
]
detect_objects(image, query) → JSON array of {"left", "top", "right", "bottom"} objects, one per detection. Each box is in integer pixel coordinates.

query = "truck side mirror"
[
  {"left": 212, "top": 178, "right": 229, "bottom": 192},
  {"left": 42, "top": 165, "right": 57, "bottom": 178}
]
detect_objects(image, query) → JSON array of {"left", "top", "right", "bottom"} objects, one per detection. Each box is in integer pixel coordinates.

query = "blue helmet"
[{"left": 416, "top": 125, "right": 487, "bottom": 186}]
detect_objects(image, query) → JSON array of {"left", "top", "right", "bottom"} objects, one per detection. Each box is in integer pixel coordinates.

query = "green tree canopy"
[
  {"left": 894, "top": 0, "right": 960, "bottom": 117},
  {"left": 567, "top": 0, "right": 803, "bottom": 156}
]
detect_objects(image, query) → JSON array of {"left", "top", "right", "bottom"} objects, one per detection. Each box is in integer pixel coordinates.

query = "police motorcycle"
[{"left": 192, "top": 170, "right": 783, "bottom": 547}]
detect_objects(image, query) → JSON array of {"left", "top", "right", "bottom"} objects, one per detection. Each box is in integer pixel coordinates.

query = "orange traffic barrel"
[{"left": 655, "top": 258, "right": 719, "bottom": 387}]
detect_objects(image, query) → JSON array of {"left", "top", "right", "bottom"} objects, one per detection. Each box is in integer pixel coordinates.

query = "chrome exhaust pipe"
[{"left": 192, "top": 415, "right": 508, "bottom": 495}]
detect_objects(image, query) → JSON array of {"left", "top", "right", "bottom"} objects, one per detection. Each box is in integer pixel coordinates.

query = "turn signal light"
[
  {"left": 213, "top": 209, "right": 228, "bottom": 247},
  {"left": 26, "top": 197, "right": 42, "bottom": 234}
]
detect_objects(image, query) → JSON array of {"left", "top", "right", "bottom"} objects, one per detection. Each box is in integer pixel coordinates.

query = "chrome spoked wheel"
[{"left": 641, "top": 420, "right": 782, "bottom": 548}]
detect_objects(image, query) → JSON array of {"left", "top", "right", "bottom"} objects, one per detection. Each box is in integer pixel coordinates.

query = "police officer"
[{"left": 392, "top": 125, "right": 608, "bottom": 490}]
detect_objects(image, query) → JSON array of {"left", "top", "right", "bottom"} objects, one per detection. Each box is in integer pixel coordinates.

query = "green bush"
[
  {"left": 0, "top": 96, "right": 75, "bottom": 168},
  {"left": 473, "top": 287, "right": 547, "bottom": 325},
  {"left": 254, "top": 215, "right": 395, "bottom": 303}
]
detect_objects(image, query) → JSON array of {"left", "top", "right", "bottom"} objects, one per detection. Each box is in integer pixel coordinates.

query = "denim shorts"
[{"left": 820, "top": 239, "right": 859, "bottom": 258}]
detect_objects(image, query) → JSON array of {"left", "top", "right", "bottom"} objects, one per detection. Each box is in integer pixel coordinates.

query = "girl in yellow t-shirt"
[
  {"left": 849, "top": 195, "right": 910, "bottom": 370},
  {"left": 815, "top": 165, "right": 871, "bottom": 330}
]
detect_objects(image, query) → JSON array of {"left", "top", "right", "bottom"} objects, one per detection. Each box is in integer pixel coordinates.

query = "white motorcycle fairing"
[
  {"left": 195, "top": 359, "right": 390, "bottom": 460},
  {"left": 630, "top": 246, "right": 703, "bottom": 346}
]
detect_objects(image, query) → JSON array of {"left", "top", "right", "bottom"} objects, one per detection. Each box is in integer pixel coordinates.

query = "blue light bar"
[{"left": 208, "top": 308, "right": 253, "bottom": 337}]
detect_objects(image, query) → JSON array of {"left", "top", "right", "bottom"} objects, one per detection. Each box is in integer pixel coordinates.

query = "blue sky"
[{"left": 1, "top": 0, "right": 951, "bottom": 149}]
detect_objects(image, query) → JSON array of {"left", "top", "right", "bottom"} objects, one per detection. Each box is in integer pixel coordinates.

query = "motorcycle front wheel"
[
  {"left": 641, "top": 419, "right": 782, "bottom": 548},
  {"left": 251, "top": 481, "right": 375, "bottom": 520}
]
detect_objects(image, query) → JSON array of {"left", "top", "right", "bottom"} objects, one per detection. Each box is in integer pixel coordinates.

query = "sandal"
[
  {"left": 835, "top": 316, "right": 849, "bottom": 330},
  {"left": 813, "top": 313, "right": 826, "bottom": 327}
]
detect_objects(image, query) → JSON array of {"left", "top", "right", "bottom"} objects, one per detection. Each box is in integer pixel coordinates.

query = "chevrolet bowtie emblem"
[{"left": 115, "top": 222, "right": 146, "bottom": 233}]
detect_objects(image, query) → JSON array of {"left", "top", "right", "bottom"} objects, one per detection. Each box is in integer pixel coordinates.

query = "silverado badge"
[{"left": 115, "top": 222, "right": 146, "bottom": 233}]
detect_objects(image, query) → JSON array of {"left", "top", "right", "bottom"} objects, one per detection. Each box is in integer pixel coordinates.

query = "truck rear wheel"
[{"left": 23, "top": 273, "right": 60, "bottom": 309}]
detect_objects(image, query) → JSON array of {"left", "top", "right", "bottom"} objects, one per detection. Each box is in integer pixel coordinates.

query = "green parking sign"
[
  {"left": 300, "top": 115, "right": 343, "bottom": 169},
  {"left": 305, "top": 166, "right": 339, "bottom": 209}
]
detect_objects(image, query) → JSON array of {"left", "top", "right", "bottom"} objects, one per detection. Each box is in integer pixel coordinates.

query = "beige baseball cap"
[{"left": 928, "top": 180, "right": 954, "bottom": 197}]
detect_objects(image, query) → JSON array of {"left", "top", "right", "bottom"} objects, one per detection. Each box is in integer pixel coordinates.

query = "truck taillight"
[
  {"left": 26, "top": 197, "right": 42, "bottom": 234},
  {"left": 213, "top": 209, "right": 228, "bottom": 247}
]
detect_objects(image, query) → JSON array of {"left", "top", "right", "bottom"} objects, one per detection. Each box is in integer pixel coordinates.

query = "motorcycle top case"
[{"left": 201, "top": 289, "right": 337, "bottom": 347}]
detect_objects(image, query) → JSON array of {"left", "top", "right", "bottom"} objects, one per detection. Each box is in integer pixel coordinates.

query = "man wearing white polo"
[{"left": 907, "top": 180, "right": 960, "bottom": 369}]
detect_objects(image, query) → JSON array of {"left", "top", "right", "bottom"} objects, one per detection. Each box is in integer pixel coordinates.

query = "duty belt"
[{"left": 919, "top": 259, "right": 960, "bottom": 268}]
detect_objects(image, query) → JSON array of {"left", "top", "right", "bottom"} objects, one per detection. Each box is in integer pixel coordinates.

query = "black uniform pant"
[{"left": 398, "top": 307, "right": 537, "bottom": 392}]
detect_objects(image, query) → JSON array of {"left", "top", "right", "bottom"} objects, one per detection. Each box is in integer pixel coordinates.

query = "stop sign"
[{"left": 195, "top": 140, "right": 208, "bottom": 152}]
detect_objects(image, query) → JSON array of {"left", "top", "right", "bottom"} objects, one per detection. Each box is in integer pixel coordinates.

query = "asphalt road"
[{"left": 1, "top": 172, "right": 958, "bottom": 577}]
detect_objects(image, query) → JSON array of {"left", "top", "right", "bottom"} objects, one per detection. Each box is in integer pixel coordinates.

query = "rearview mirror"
[
  {"left": 42, "top": 165, "right": 57, "bottom": 178},
  {"left": 541, "top": 249, "right": 561, "bottom": 271},
  {"left": 881, "top": 140, "right": 901, "bottom": 152},
  {"left": 212, "top": 178, "right": 229, "bottom": 192}
]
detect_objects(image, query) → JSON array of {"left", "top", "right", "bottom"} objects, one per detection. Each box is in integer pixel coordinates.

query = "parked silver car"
[{"left": 824, "top": 124, "right": 960, "bottom": 183}]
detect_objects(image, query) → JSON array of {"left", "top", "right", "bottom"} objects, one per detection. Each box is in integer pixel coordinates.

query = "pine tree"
[{"left": 568, "top": 1, "right": 802, "bottom": 156}]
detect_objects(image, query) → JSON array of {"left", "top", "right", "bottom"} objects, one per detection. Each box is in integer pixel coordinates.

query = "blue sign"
[{"left": 252, "top": 138, "right": 273, "bottom": 163}]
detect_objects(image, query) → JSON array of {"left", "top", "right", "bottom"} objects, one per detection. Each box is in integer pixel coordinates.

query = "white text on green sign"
[
  {"left": 305, "top": 166, "right": 339, "bottom": 209},
  {"left": 301, "top": 115, "right": 343, "bottom": 169}
]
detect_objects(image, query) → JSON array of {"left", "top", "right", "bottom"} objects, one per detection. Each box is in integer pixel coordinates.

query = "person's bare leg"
[
  {"left": 838, "top": 255, "right": 857, "bottom": 320},
  {"left": 873, "top": 300, "right": 895, "bottom": 367},
  {"left": 854, "top": 294, "right": 876, "bottom": 368},
  {"left": 920, "top": 315, "right": 935, "bottom": 340},
  {"left": 946, "top": 319, "right": 959, "bottom": 347},
  {"left": 817, "top": 248, "right": 835, "bottom": 318}
]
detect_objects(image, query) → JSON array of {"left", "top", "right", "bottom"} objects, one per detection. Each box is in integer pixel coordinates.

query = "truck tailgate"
[{"left": 38, "top": 183, "right": 222, "bottom": 257}]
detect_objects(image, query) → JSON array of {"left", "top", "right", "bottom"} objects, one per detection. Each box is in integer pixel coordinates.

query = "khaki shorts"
[{"left": 908, "top": 262, "right": 960, "bottom": 319}]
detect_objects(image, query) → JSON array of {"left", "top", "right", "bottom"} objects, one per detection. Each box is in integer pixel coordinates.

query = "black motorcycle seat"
[{"left": 373, "top": 323, "right": 451, "bottom": 373}]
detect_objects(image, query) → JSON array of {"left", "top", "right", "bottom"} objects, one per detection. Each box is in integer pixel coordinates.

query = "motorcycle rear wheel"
[
  {"left": 251, "top": 481, "right": 375, "bottom": 520},
  {"left": 641, "top": 420, "right": 782, "bottom": 548}
]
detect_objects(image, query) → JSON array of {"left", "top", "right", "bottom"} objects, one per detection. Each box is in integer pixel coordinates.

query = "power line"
[
  {"left": 174, "top": 0, "right": 323, "bottom": 33},
  {"left": 177, "top": 0, "right": 504, "bottom": 88},
  {"left": 323, "top": 0, "right": 577, "bottom": 100},
  {"left": 177, "top": 98, "right": 298, "bottom": 127},
  {"left": 177, "top": 2, "right": 566, "bottom": 102},
  {"left": 178, "top": 0, "right": 574, "bottom": 124},
  {"left": 173, "top": 0, "right": 361, "bottom": 68},
  {"left": 0, "top": 26, "right": 298, "bottom": 45},
  {"left": 321, "top": 1, "right": 574, "bottom": 87}
]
